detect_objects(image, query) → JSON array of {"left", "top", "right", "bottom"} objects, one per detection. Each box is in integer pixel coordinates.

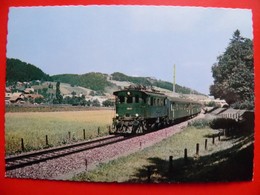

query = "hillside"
[
  {"left": 52, "top": 72, "right": 116, "bottom": 92},
  {"left": 6, "top": 58, "right": 205, "bottom": 96},
  {"left": 110, "top": 72, "right": 203, "bottom": 95},
  {"left": 52, "top": 72, "right": 205, "bottom": 96},
  {"left": 6, "top": 58, "right": 51, "bottom": 82}
]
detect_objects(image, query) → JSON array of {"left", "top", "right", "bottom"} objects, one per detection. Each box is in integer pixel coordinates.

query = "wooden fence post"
[
  {"left": 83, "top": 129, "right": 86, "bottom": 140},
  {"left": 218, "top": 132, "right": 221, "bottom": 141},
  {"left": 21, "top": 138, "right": 25, "bottom": 151},
  {"left": 45, "top": 135, "right": 49, "bottom": 146},
  {"left": 68, "top": 131, "right": 71, "bottom": 140},
  {"left": 98, "top": 127, "right": 100, "bottom": 135},
  {"left": 184, "top": 148, "right": 188, "bottom": 163},
  {"left": 196, "top": 143, "right": 199, "bottom": 155},
  {"left": 168, "top": 156, "right": 173, "bottom": 179},
  {"left": 169, "top": 156, "right": 173, "bottom": 174},
  {"left": 147, "top": 166, "right": 152, "bottom": 183},
  {"left": 212, "top": 135, "right": 215, "bottom": 144},
  {"left": 205, "top": 139, "right": 208, "bottom": 150}
]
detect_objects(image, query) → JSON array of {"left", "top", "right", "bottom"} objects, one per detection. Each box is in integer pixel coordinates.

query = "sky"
[{"left": 6, "top": 6, "right": 253, "bottom": 95}]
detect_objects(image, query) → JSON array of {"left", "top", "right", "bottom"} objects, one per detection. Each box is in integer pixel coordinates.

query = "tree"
[
  {"left": 210, "top": 30, "right": 254, "bottom": 108},
  {"left": 71, "top": 91, "right": 76, "bottom": 97},
  {"left": 55, "top": 82, "right": 63, "bottom": 104},
  {"left": 34, "top": 97, "right": 44, "bottom": 104},
  {"left": 92, "top": 99, "right": 101, "bottom": 107},
  {"left": 79, "top": 94, "right": 87, "bottom": 106},
  {"left": 102, "top": 99, "right": 115, "bottom": 107}
]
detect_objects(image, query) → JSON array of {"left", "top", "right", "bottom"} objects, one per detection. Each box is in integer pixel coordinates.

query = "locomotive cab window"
[
  {"left": 139, "top": 96, "right": 146, "bottom": 104},
  {"left": 127, "top": 96, "right": 133, "bottom": 103},
  {"left": 135, "top": 95, "right": 139, "bottom": 103},
  {"left": 118, "top": 96, "right": 125, "bottom": 103}
]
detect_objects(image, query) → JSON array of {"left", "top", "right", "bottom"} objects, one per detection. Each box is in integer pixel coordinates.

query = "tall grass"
[{"left": 5, "top": 110, "right": 115, "bottom": 154}]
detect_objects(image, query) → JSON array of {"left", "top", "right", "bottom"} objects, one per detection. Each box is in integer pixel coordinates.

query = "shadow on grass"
[{"left": 128, "top": 132, "right": 254, "bottom": 183}]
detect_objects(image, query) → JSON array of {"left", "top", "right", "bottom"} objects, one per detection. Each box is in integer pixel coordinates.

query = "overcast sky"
[{"left": 6, "top": 6, "right": 253, "bottom": 94}]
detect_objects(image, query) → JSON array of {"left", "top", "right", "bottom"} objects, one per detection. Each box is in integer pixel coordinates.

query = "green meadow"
[{"left": 5, "top": 110, "right": 115, "bottom": 154}]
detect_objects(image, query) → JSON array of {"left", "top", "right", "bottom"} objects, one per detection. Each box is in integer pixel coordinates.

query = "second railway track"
[{"left": 5, "top": 135, "right": 127, "bottom": 171}]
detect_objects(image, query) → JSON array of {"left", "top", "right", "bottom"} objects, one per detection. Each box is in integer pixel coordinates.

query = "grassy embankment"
[
  {"left": 72, "top": 118, "right": 254, "bottom": 183},
  {"left": 5, "top": 109, "right": 115, "bottom": 155}
]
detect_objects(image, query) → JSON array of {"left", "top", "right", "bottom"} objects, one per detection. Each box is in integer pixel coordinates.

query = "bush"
[
  {"left": 210, "top": 118, "right": 238, "bottom": 130},
  {"left": 188, "top": 119, "right": 211, "bottom": 129},
  {"left": 231, "top": 101, "right": 254, "bottom": 110}
]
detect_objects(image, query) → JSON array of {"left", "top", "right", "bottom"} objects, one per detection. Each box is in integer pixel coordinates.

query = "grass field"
[
  {"left": 5, "top": 109, "right": 115, "bottom": 154},
  {"left": 71, "top": 127, "right": 216, "bottom": 182},
  {"left": 72, "top": 124, "right": 253, "bottom": 183}
]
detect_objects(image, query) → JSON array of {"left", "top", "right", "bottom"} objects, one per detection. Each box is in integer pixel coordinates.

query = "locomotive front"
[
  {"left": 111, "top": 88, "right": 147, "bottom": 134},
  {"left": 110, "top": 85, "right": 169, "bottom": 135}
]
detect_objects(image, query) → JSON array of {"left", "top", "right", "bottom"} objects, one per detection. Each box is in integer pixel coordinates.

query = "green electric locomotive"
[
  {"left": 111, "top": 85, "right": 168, "bottom": 134},
  {"left": 110, "top": 85, "right": 201, "bottom": 135}
]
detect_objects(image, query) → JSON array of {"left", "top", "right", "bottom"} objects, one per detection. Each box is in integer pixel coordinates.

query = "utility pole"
[{"left": 173, "top": 64, "right": 176, "bottom": 94}]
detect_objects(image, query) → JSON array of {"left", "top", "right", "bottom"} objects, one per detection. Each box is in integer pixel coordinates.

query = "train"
[{"left": 109, "top": 85, "right": 202, "bottom": 135}]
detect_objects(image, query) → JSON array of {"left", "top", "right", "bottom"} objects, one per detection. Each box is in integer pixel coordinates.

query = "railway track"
[
  {"left": 5, "top": 135, "right": 126, "bottom": 171},
  {"left": 5, "top": 114, "right": 204, "bottom": 172}
]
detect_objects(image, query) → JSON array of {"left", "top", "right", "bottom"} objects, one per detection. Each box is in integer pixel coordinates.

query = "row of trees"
[{"left": 210, "top": 30, "right": 254, "bottom": 109}]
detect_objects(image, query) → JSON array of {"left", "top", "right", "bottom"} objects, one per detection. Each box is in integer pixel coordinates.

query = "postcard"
[{"left": 5, "top": 5, "right": 254, "bottom": 183}]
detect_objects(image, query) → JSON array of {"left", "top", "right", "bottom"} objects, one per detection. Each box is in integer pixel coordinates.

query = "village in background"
[{"left": 5, "top": 78, "right": 228, "bottom": 108}]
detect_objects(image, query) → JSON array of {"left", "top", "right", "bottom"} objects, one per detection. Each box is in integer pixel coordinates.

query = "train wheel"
[
  {"left": 141, "top": 121, "right": 147, "bottom": 132},
  {"left": 151, "top": 123, "right": 157, "bottom": 131},
  {"left": 135, "top": 126, "right": 142, "bottom": 134},
  {"left": 125, "top": 126, "right": 133, "bottom": 134},
  {"left": 139, "top": 126, "right": 144, "bottom": 134},
  {"left": 115, "top": 125, "right": 122, "bottom": 133}
]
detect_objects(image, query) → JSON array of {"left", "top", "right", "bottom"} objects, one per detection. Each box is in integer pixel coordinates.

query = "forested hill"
[
  {"left": 111, "top": 72, "right": 203, "bottom": 95},
  {"left": 6, "top": 58, "right": 51, "bottom": 82},
  {"left": 52, "top": 72, "right": 204, "bottom": 95},
  {"left": 6, "top": 58, "right": 204, "bottom": 95}
]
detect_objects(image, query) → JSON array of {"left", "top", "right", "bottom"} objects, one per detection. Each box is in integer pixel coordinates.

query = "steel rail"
[
  {"left": 5, "top": 114, "right": 202, "bottom": 171},
  {"left": 5, "top": 135, "right": 126, "bottom": 171}
]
